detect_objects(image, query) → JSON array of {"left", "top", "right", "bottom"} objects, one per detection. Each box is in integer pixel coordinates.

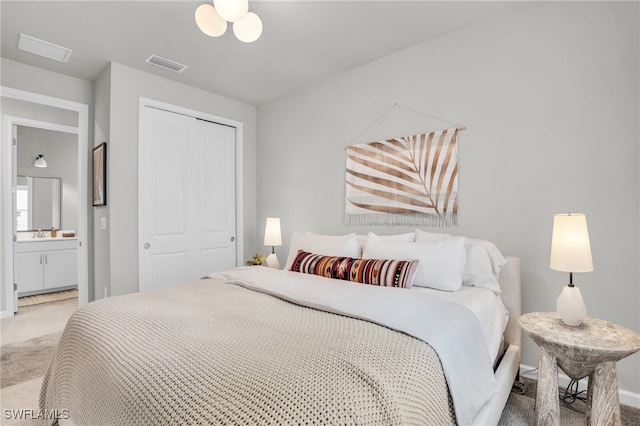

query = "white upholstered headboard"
[{"left": 499, "top": 256, "right": 522, "bottom": 349}]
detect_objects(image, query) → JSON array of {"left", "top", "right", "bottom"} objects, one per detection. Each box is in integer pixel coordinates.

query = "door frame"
[
  {"left": 137, "top": 97, "right": 244, "bottom": 288},
  {"left": 1, "top": 86, "right": 89, "bottom": 318}
]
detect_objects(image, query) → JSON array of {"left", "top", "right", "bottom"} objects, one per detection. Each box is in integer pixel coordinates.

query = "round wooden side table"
[{"left": 520, "top": 312, "right": 640, "bottom": 426}]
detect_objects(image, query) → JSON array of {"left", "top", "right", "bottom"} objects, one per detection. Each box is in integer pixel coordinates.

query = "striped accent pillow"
[{"left": 290, "top": 250, "right": 419, "bottom": 289}]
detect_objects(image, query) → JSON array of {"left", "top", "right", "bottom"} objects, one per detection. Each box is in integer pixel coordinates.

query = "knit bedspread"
[{"left": 41, "top": 270, "right": 466, "bottom": 425}]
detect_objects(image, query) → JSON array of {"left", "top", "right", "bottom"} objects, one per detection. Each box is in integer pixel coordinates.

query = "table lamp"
[
  {"left": 264, "top": 217, "right": 282, "bottom": 269},
  {"left": 549, "top": 213, "right": 593, "bottom": 326}
]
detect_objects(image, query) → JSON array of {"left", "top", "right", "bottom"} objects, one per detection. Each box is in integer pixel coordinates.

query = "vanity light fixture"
[
  {"left": 195, "top": 0, "right": 262, "bottom": 43},
  {"left": 34, "top": 154, "right": 48, "bottom": 168}
]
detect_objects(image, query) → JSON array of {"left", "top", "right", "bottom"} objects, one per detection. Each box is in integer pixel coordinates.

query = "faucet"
[{"left": 32, "top": 229, "right": 45, "bottom": 238}]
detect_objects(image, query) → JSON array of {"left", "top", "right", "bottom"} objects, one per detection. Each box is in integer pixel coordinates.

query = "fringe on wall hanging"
[{"left": 344, "top": 104, "right": 464, "bottom": 227}]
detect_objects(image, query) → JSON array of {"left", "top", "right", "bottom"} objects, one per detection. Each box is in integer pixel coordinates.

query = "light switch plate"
[{"left": 101, "top": 217, "right": 107, "bottom": 230}]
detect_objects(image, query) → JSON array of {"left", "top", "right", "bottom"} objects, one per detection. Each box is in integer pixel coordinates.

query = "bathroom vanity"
[
  {"left": 15, "top": 236, "right": 78, "bottom": 296},
  {"left": 14, "top": 173, "right": 78, "bottom": 297}
]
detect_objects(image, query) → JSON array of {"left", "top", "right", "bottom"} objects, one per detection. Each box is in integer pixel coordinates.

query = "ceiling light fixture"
[
  {"left": 195, "top": 4, "right": 227, "bottom": 37},
  {"left": 214, "top": 0, "right": 248, "bottom": 22},
  {"left": 195, "top": 0, "right": 262, "bottom": 43}
]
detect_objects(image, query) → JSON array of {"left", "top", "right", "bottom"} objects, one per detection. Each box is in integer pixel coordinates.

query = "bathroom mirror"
[{"left": 16, "top": 176, "right": 61, "bottom": 231}]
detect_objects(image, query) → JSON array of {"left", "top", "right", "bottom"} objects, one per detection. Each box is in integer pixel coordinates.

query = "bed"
[{"left": 40, "top": 231, "right": 521, "bottom": 425}]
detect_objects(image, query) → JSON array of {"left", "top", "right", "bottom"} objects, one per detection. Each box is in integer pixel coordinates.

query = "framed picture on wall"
[{"left": 92, "top": 142, "right": 107, "bottom": 206}]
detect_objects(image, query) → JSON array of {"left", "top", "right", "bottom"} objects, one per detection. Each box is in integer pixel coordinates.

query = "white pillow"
[
  {"left": 358, "top": 232, "right": 416, "bottom": 251},
  {"left": 413, "top": 229, "right": 451, "bottom": 243},
  {"left": 367, "top": 231, "right": 416, "bottom": 242},
  {"left": 362, "top": 237, "right": 466, "bottom": 291},
  {"left": 415, "top": 229, "right": 506, "bottom": 294},
  {"left": 284, "top": 232, "right": 360, "bottom": 270}
]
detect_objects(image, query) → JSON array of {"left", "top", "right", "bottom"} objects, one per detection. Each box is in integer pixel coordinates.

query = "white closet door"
[
  {"left": 196, "top": 118, "right": 237, "bottom": 274},
  {"left": 140, "top": 107, "right": 236, "bottom": 292}
]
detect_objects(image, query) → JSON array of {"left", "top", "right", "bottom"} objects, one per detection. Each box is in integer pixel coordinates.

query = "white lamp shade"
[
  {"left": 213, "top": 0, "right": 248, "bottom": 22},
  {"left": 34, "top": 154, "right": 47, "bottom": 168},
  {"left": 233, "top": 12, "right": 262, "bottom": 43},
  {"left": 550, "top": 213, "right": 593, "bottom": 273},
  {"left": 195, "top": 4, "right": 227, "bottom": 37},
  {"left": 264, "top": 217, "right": 282, "bottom": 246}
]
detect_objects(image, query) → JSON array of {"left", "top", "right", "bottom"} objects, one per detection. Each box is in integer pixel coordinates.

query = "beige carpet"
[
  {"left": 1, "top": 298, "right": 76, "bottom": 425},
  {"left": 1, "top": 334, "right": 60, "bottom": 426},
  {"left": 18, "top": 289, "right": 78, "bottom": 308},
  {"left": 1, "top": 378, "right": 47, "bottom": 426},
  {"left": 1, "top": 333, "right": 61, "bottom": 388}
]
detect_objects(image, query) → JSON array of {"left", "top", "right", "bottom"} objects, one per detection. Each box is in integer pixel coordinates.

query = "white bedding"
[
  {"left": 212, "top": 266, "right": 498, "bottom": 425},
  {"left": 412, "top": 285, "right": 509, "bottom": 363}
]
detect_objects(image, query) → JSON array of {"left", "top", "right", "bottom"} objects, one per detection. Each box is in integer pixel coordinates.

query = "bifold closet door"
[{"left": 140, "top": 107, "right": 236, "bottom": 292}]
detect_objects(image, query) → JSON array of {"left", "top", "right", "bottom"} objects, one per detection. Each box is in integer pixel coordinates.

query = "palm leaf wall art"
[{"left": 345, "top": 128, "right": 459, "bottom": 226}]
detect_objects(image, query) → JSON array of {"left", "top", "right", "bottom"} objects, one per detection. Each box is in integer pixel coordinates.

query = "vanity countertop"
[
  {"left": 15, "top": 237, "right": 78, "bottom": 254},
  {"left": 17, "top": 232, "right": 77, "bottom": 242},
  {"left": 17, "top": 236, "right": 77, "bottom": 242}
]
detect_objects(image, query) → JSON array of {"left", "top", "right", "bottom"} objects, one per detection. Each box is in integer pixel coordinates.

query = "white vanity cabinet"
[{"left": 15, "top": 239, "right": 78, "bottom": 295}]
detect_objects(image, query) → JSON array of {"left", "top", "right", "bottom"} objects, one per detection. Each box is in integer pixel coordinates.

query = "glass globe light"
[
  {"left": 195, "top": 4, "right": 227, "bottom": 37},
  {"left": 233, "top": 12, "right": 262, "bottom": 43},
  {"left": 34, "top": 154, "right": 47, "bottom": 168},
  {"left": 213, "top": 0, "right": 248, "bottom": 23}
]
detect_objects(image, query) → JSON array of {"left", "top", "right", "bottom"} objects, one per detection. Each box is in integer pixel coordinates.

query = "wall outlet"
[
  {"left": 100, "top": 217, "right": 107, "bottom": 230},
  {"left": 104, "top": 287, "right": 108, "bottom": 298}
]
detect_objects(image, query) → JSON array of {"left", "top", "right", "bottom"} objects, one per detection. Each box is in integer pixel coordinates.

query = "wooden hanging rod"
[{"left": 344, "top": 126, "right": 465, "bottom": 150}]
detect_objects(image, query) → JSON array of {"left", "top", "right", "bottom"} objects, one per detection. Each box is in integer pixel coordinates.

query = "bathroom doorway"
[
  {"left": 2, "top": 87, "right": 89, "bottom": 317},
  {"left": 14, "top": 125, "right": 80, "bottom": 310}
]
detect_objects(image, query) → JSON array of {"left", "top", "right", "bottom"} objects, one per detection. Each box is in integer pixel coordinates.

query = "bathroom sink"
[{"left": 16, "top": 232, "right": 77, "bottom": 242}]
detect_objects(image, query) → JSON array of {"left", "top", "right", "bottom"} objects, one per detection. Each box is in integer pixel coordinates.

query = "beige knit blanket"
[{"left": 41, "top": 277, "right": 456, "bottom": 425}]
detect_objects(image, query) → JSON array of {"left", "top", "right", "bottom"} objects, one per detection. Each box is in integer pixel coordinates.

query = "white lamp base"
[
  {"left": 556, "top": 285, "right": 587, "bottom": 326},
  {"left": 265, "top": 253, "right": 280, "bottom": 269}
]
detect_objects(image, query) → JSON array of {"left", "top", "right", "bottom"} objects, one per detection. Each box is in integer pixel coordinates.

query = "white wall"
[
  {"left": 257, "top": 1, "right": 639, "bottom": 394},
  {"left": 106, "top": 62, "right": 257, "bottom": 297},
  {"left": 1, "top": 59, "right": 93, "bottom": 106},
  {"left": 93, "top": 64, "right": 111, "bottom": 300}
]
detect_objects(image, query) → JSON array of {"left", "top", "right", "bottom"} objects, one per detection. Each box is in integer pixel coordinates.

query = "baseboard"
[
  {"left": 1, "top": 309, "right": 14, "bottom": 319},
  {"left": 520, "top": 363, "right": 640, "bottom": 409}
]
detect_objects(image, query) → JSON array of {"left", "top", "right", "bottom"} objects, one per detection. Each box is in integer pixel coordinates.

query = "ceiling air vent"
[
  {"left": 18, "top": 33, "right": 73, "bottom": 63},
  {"left": 145, "top": 54, "right": 188, "bottom": 73}
]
